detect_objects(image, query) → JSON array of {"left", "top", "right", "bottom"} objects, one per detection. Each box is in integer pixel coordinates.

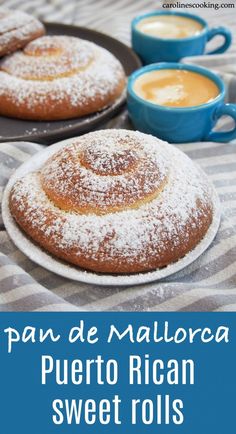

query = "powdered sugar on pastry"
[
  {"left": 9, "top": 130, "right": 214, "bottom": 274},
  {"left": 0, "top": 35, "right": 126, "bottom": 120},
  {"left": 0, "top": 7, "right": 45, "bottom": 56}
]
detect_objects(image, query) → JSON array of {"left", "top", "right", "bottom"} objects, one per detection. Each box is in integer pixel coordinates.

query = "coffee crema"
[
  {"left": 136, "top": 15, "right": 204, "bottom": 39},
  {"left": 133, "top": 69, "right": 220, "bottom": 108}
]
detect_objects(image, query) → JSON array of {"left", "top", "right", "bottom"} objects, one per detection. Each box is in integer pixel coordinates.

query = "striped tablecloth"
[{"left": 0, "top": 0, "right": 236, "bottom": 311}]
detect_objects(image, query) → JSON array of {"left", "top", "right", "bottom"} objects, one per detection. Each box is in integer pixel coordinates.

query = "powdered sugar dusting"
[
  {"left": 0, "top": 8, "right": 36, "bottom": 34},
  {"left": 0, "top": 35, "right": 125, "bottom": 115},
  {"left": 0, "top": 7, "right": 45, "bottom": 56},
  {"left": 41, "top": 130, "right": 169, "bottom": 213},
  {"left": 2, "top": 36, "right": 93, "bottom": 79},
  {"left": 10, "top": 130, "right": 214, "bottom": 272}
]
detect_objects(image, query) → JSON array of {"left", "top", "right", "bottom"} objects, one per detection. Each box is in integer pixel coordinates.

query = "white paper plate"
[{"left": 2, "top": 138, "right": 221, "bottom": 286}]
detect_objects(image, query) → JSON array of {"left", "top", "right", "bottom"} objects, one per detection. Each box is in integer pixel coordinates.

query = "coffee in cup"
[
  {"left": 133, "top": 69, "right": 220, "bottom": 108},
  {"left": 127, "top": 63, "right": 236, "bottom": 143},
  {"left": 136, "top": 15, "right": 204, "bottom": 39},
  {"left": 132, "top": 12, "right": 232, "bottom": 64}
]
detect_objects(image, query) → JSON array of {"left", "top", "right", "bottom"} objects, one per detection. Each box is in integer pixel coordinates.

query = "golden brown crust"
[
  {"left": 0, "top": 8, "right": 45, "bottom": 57},
  {"left": 9, "top": 130, "right": 214, "bottom": 274},
  {"left": 9, "top": 192, "right": 212, "bottom": 274},
  {"left": 40, "top": 137, "right": 169, "bottom": 215},
  {"left": 0, "top": 35, "right": 126, "bottom": 120}
]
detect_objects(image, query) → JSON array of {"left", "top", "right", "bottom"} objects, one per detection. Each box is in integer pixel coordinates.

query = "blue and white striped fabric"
[{"left": 0, "top": 0, "right": 236, "bottom": 311}]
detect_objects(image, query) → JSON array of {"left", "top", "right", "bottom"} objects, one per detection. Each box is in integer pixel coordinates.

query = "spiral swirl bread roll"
[
  {"left": 0, "top": 35, "right": 125, "bottom": 120},
  {"left": 0, "top": 8, "right": 45, "bottom": 57},
  {"left": 9, "top": 130, "right": 214, "bottom": 274}
]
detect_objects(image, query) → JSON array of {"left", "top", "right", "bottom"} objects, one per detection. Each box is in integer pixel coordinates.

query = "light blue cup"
[
  {"left": 132, "top": 11, "right": 232, "bottom": 64},
  {"left": 127, "top": 63, "right": 236, "bottom": 143}
]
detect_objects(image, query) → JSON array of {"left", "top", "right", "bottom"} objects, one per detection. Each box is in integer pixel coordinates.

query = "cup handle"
[
  {"left": 205, "top": 104, "right": 236, "bottom": 143},
  {"left": 206, "top": 27, "right": 232, "bottom": 54}
]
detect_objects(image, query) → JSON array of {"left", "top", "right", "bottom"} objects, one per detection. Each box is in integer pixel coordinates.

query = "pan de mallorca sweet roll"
[
  {"left": 9, "top": 129, "right": 214, "bottom": 274},
  {"left": 0, "top": 35, "right": 126, "bottom": 120},
  {"left": 0, "top": 7, "right": 45, "bottom": 56}
]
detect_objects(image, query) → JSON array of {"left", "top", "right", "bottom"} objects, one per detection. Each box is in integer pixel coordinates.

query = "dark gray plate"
[{"left": 0, "top": 22, "right": 141, "bottom": 144}]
